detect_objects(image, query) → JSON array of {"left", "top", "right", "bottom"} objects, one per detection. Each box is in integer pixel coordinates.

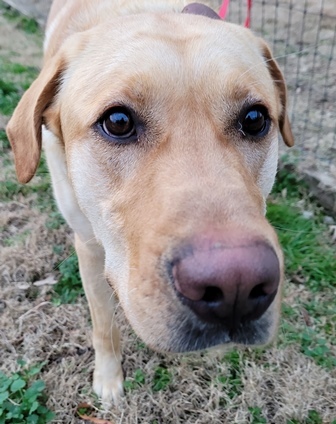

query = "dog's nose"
[{"left": 172, "top": 238, "right": 280, "bottom": 327}]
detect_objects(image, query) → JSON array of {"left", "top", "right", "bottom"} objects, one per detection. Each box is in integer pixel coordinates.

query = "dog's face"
[{"left": 7, "top": 13, "right": 293, "bottom": 352}]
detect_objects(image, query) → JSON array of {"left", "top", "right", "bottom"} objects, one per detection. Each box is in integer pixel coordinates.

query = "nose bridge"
[{"left": 160, "top": 119, "right": 264, "bottom": 219}]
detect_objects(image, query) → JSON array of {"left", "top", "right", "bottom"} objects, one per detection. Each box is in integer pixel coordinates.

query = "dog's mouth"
[{"left": 161, "top": 304, "right": 275, "bottom": 353}]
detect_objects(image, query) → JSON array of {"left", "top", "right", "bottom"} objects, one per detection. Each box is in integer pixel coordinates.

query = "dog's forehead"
[
  {"left": 66, "top": 13, "right": 267, "bottom": 80},
  {"left": 87, "top": 13, "right": 262, "bottom": 64},
  {"left": 61, "top": 14, "right": 275, "bottom": 126}
]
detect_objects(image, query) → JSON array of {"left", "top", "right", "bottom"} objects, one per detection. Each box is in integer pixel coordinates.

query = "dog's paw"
[{"left": 93, "top": 356, "right": 124, "bottom": 404}]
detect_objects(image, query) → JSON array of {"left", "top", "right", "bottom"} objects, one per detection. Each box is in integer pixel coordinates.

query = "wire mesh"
[{"left": 226, "top": 0, "right": 336, "bottom": 178}]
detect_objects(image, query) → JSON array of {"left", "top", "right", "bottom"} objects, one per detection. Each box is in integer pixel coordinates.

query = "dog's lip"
[{"left": 162, "top": 313, "right": 272, "bottom": 353}]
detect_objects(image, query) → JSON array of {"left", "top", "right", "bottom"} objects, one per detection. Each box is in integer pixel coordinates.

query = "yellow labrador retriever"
[{"left": 7, "top": 0, "right": 294, "bottom": 403}]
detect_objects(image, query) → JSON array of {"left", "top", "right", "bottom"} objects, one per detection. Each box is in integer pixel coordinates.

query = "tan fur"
[{"left": 7, "top": 0, "right": 293, "bottom": 403}]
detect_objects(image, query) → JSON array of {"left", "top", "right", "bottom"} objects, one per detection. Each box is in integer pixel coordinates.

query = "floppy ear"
[
  {"left": 259, "top": 40, "right": 294, "bottom": 147},
  {"left": 6, "top": 53, "right": 66, "bottom": 183},
  {"left": 6, "top": 32, "right": 87, "bottom": 184}
]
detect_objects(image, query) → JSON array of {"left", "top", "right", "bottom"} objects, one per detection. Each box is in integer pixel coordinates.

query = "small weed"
[
  {"left": 152, "top": 366, "right": 172, "bottom": 392},
  {"left": 0, "top": 361, "right": 54, "bottom": 423},
  {"left": 53, "top": 254, "right": 84, "bottom": 304},
  {"left": 124, "top": 369, "right": 146, "bottom": 392},
  {"left": 248, "top": 406, "right": 267, "bottom": 424}
]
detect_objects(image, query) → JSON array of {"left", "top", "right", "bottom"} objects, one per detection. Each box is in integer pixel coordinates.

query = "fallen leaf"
[
  {"left": 301, "top": 308, "right": 312, "bottom": 326},
  {"left": 76, "top": 403, "right": 114, "bottom": 424},
  {"left": 33, "top": 275, "right": 57, "bottom": 286},
  {"left": 17, "top": 282, "right": 30, "bottom": 290}
]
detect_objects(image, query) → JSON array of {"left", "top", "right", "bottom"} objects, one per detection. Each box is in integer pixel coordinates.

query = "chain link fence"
[{"left": 225, "top": 0, "right": 336, "bottom": 210}]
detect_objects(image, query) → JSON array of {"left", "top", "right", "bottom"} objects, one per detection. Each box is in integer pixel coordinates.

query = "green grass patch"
[
  {"left": 0, "top": 60, "right": 39, "bottom": 82},
  {"left": 267, "top": 168, "right": 335, "bottom": 293},
  {"left": 0, "top": 3, "right": 41, "bottom": 35},
  {"left": 52, "top": 254, "right": 84, "bottom": 304},
  {"left": 279, "top": 315, "right": 336, "bottom": 369},
  {"left": 268, "top": 168, "right": 335, "bottom": 368},
  {"left": 218, "top": 350, "right": 244, "bottom": 401},
  {"left": 0, "top": 361, "right": 54, "bottom": 423},
  {"left": 0, "top": 177, "right": 51, "bottom": 202},
  {"left": 0, "top": 77, "right": 21, "bottom": 115},
  {"left": 0, "top": 58, "right": 38, "bottom": 115}
]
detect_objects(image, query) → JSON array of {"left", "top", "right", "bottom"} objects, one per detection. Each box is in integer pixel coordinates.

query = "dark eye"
[
  {"left": 240, "top": 106, "right": 270, "bottom": 137},
  {"left": 100, "top": 107, "right": 136, "bottom": 140}
]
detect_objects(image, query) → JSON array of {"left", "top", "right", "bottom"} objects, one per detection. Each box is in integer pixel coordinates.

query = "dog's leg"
[
  {"left": 43, "top": 128, "right": 123, "bottom": 402},
  {"left": 75, "top": 234, "right": 124, "bottom": 403}
]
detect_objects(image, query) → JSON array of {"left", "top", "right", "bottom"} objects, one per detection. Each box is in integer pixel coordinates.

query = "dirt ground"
[{"left": 0, "top": 1, "right": 336, "bottom": 424}]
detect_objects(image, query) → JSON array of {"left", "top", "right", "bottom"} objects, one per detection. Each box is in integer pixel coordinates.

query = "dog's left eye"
[
  {"left": 239, "top": 106, "right": 270, "bottom": 137},
  {"left": 99, "top": 107, "right": 136, "bottom": 140}
]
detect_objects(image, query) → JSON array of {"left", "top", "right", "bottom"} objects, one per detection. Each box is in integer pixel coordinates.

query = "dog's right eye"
[
  {"left": 238, "top": 105, "right": 270, "bottom": 138},
  {"left": 99, "top": 107, "right": 136, "bottom": 141}
]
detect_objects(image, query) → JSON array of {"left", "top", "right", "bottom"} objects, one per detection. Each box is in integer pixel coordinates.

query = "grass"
[
  {"left": 0, "top": 361, "right": 54, "bottom": 423},
  {"left": 248, "top": 406, "right": 267, "bottom": 423},
  {"left": 287, "top": 410, "right": 332, "bottom": 424},
  {"left": 268, "top": 166, "right": 336, "bottom": 291},
  {"left": 152, "top": 366, "right": 173, "bottom": 392},
  {"left": 0, "top": 3, "right": 40, "bottom": 35},
  {"left": 52, "top": 253, "right": 84, "bottom": 305},
  {"left": 0, "top": 58, "right": 38, "bottom": 116},
  {"left": 265, "top": 168, "right": 336, "bottom": 370},
  {"left": 267, "top": 201, "right": 335, "bottom": 292},
  {"left": 217, "top": 351, "right": 244, "bottom": 401},
  {"left": 124, "top": 369, "right": 146, "bottom": 391}
]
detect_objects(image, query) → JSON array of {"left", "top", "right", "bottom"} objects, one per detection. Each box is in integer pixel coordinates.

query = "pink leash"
[{"left": 219, "top": 0, "right": 252, "bottom": 28}]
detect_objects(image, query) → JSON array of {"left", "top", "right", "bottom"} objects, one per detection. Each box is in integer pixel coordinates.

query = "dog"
[{"left": 7, "top": 0, "right": 294, "bottom": 403}]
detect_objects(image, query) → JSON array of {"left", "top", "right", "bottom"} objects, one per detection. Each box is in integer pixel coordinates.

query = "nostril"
[
  {"left": 201, "top": 286, "right": 224, "bottom": 303},
  {"left": 248, "top": 283, "right": 268, "bottom": 300}
]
